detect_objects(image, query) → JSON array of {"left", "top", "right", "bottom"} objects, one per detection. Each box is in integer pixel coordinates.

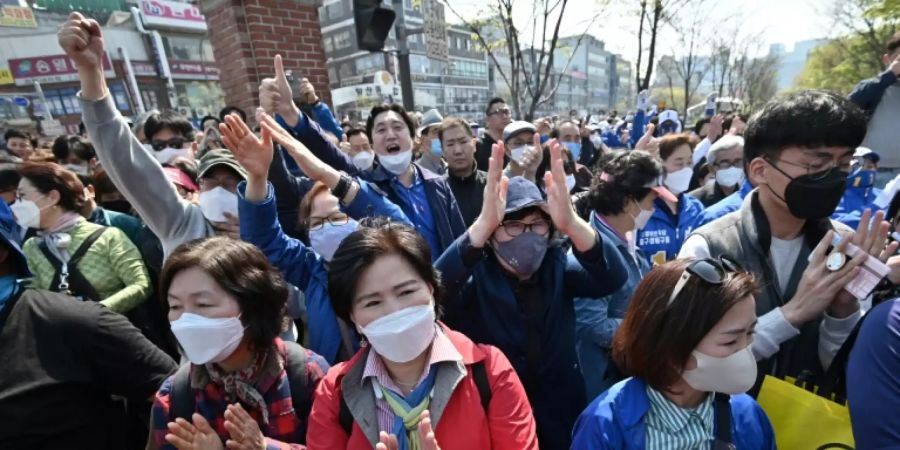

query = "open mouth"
[{"left": 386, "top": 144, "right": 401, "bottom": 154}]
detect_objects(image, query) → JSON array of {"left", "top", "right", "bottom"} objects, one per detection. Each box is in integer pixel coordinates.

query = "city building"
[
  {"left": 318, "top": 0, "right": 490, "bottom": 122},
  {"left": 769, "top": 39, "right": 828, "bottom": 92}
]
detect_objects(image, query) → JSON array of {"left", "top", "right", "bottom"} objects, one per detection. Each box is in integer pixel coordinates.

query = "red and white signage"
[
  {"left": 9, "top": 53, "right": 114, "bottom": 86},
  {"left": 139, "top": 0, "right": 207, "bottom": 32},
  {"left": 169, "top": 61, "right": 219, "bottom": 80}
]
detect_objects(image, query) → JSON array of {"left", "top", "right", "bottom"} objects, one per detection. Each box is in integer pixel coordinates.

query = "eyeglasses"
[
  {"left": 766, "top": 156, "right": 851, "bottom": 181},
  {"left": 488, "top": 107, "right": 511, "bottom": 117},
  {"left": 667, "top": 256, "right": 742, "bottom": 307},
  {"left": 151, "top": 138, "right": 188, "bottom": 151},
  {"left": 500, "top": 219, "right": 550, "bottom": 237},
  {"left": 309, "top": 213, "right": 350, "bottom": 230},
  {"left": 713, "top": 158, "right": 743, "bottom": 170}
]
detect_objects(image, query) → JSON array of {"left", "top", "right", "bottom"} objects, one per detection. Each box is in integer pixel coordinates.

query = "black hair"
[
  {"left": 743, "top": 90, "right": 868, "bottom": 161},
  {"left": 218, "top": 106, "right": 246, "bottom": 123},
  {"left": 485, "top": 97, "right": 506, "bottom": 114},
  {"left": 365, "top": 104, "right": 416, "bottom": 139},
  {"left": 4, "top": 129, "right": 28, "bottom": 142},
  {"left": 888, "top": 31, "right": 900, "bottom": 54},
  {"left": 52, "top": 135, "right": 73, "bottom": 161},
  {"left": 199, "top": 115, "right": 219, "bottom": 128},
  {"left": 69, "top": 137, "right": 95, "bottom": 161},
  {"left": 0, "top": 164, "right": 20, "bottom": 191},
  {"left": 589, "top": 150, "right": 663, "bottom": 216},
  {"left": 144, "top": 110, "right": 196, "bottom": 142},
  {"left": 346, "top": 128, "right": 368, "bottom": 140},
  {"left": 722, "top": 113, "right": 747, "bottom": 132},
  {"left": 693, "top": 117, "right": 710, "bottom": 135},
  {"left": 888, "top": 190, "right": 900, "bottom": 225}
]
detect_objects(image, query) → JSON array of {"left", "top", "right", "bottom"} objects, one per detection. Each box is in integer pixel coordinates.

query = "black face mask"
[{"left": 766, "top": 159, "right": 847, "bottom": 220}]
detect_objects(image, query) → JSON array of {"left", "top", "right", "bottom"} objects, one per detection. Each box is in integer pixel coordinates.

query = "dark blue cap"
[{"left": 505, "top": 176, "right": 547, "bottom": 215}]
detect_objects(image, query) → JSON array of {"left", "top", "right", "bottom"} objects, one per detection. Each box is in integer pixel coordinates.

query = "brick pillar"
[{"left": 200, "top": 0, "right": 330, "bottom": 123}]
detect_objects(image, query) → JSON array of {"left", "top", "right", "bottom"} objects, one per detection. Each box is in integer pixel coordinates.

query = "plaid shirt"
[
  {"left": 151, "top": 338, "right": 329, "bottom": 450},
  {"left": 361, "top": 325, "right": 463, "bottom": 433}
]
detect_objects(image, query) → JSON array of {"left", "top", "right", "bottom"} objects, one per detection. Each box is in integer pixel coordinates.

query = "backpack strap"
[
  {"left": 712, "top": 392, "right": 733, "bottom": 449},
  {"left": 169, "top": 364, "right": 194, "bottom": 423},
  {"left": 38, "top": 227, "right": 107, "bottom": 301},
  {"left": 283, "top": 341, "right": 311, "bottom": 419},
  {"left": 471, "top": 361, "right": 492, "bottom": 413}
]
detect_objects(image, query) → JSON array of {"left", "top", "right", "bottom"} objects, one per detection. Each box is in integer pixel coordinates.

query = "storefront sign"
[
  {"left": 139, "top": 0, "right": 207, "bottom": 32},
  {"left": 131, "top": 61, "right": 158, "bottom": 77},
  {"left": 169, "top": 61, "right": 219, "bottom": 80},
  {"left": 0, "top": 5, "right": 37, "bottom": 28},
  {"left": 9, "top": 53, "right": 114, "bottom": 86},
  {"left": 0, "top": 67, "right": 13, "bottom": 85}
]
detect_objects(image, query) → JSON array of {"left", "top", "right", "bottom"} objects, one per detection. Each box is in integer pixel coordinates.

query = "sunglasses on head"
[
  {"left": 667, "top": 255, "right": 743, "bottom": 307},
  {"left": 150, "top": 138, "right": 188, "bottom": 152}
]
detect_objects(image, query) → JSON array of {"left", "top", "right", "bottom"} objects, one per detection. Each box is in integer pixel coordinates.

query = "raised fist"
[
  {"left": 636, "top": 90, "right": 650, "bottom": 112},
  {"left": 57, "top": 12, "right": 104, "bottom": 71},
  {"left": 298, "top": 77, "right": 319, "bottom": 105}
]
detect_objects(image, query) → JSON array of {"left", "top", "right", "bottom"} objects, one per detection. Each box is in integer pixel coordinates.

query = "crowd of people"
[{"left": 0, "top": 11, "right": 898, "bottom": 450}]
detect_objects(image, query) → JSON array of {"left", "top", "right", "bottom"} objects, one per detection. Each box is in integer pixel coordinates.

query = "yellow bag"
[{"left": 756, "top": 375, "right": 854, "bottom": 449}]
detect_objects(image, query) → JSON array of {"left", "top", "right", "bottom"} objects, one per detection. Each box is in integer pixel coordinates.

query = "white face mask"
[
  {"left": 198, "top": 186, "right": 239, "bottom": 223},
  {"left": 589, "top": 134, "right": 603, "bottom": 147},
  {"left": 565, "top": 174, "right": 576, "bottom": 192},
  {"left": 309, "top": 219, "right": 359, "bottom": 261},
  {"left": 64, "top": 163, "right": 90, "bottom": 176},
  {"left": 510, "top": 145, "right": 530, "bottom": 164},
  {"left": 378, "top": 149, "right": 413, "bottom": 175},
  {"left": 153, "top": 146, "right": 193, "bottom": 164},
  {"left": 11, "top": 199, "right": 42, "bottom": 230},
  {"left": 715, "top": 167, "right": 744, "bottom": 187},
  {"left": 630, "top": 200, "right": 654, "bottom": 230},
  {"left": 359, "top": 303, "right": 436, "bottom": 363},
  {"left": 682, "top": 345, "right": 757, "bottom": 394},
  {"left": 664, "top": 167, "right": 693, "bottom": 195},
  {"left": 352, "top": 151, "right": 375, "bottom": 171},
  {"left": 170, "top": 312, "right": 245, "bottom": 365}
]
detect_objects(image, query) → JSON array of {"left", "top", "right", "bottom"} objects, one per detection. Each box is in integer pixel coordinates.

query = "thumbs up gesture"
[
  {"left": 259, "top": 54, "right": 300, "bottom": 127},
  {"left": 58, "top": 12, "right": 105, "bottom": 71}
]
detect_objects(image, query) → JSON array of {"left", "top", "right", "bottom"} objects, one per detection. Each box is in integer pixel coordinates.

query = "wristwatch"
[{"left": 826, "top": 251, "right": 847, "bottom": 272}]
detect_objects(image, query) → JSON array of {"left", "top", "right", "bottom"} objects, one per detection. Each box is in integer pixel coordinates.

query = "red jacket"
[{"left": 306, "top": 326, "right": 538, "bottom": 450}]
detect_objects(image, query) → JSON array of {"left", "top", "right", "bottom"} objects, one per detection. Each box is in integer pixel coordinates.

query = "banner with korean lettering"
[
  {"left": 9, "top": 53, "right": 114, "bottom": 86},
  {"left": 139, "top": 0, "right": 207, "bottom": 32},
  {"left": 0, "top": 5, "right": 36, "bottom": 28},
  {"left": 169, "top": 61, "right": 219, "bottom": 80}
]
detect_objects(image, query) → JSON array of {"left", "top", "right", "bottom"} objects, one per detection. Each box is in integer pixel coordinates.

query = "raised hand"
[
  {"left": 58, "top": 12, "right": 104, "bottom": 71},
  {"left": 544, "top": 140, "right": 596, "bottom": 252},
  {"left": 219, "top": 114, "right": 273, "bottom": 181},
  {"left": 635, "top": 123, "right": 658, "bottom": 155},
  {"left": 469, "top": 141, "right": 509, "bottom": 248},
  {"left": 339, "top": 133, "right": 352, "bottom": 154},
  {"left": 259, "top": 113, "right": 340, "bottom": 189},
  {"left": 165, "top": 414, "right": 224, "bottom": 450},
  {"left": 708, "top": 114, "right": 724, "bottom": 141},
  {"left": 223, "top": 404, "right": 266, "bottom": 450},
  {"left": 376, "top": 432, "right": 399, "bottom": 450},
  {"left": 417, "top": 411, "right": 442, "bottom": 450},
  {"left": 830, "top": 209, "right": 899, "bottom": 317},
  {"left": 259, "top": 55, "right": 300, "bottom": 126},
  {"left": 298, "top": 77, "right": 319, "bottom": 105}
]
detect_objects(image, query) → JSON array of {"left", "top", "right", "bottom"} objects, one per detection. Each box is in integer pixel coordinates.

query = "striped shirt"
[
  {"left": 361, "top": 325, "right": 463, "bottom": 433},
  {"left": 644, "top": 386, "right": 714, "bottom": 450}
]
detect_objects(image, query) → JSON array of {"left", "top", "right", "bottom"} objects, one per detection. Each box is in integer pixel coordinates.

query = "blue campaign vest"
[{"left": 637, "top": 194, "right": 705, "bottom": 266}]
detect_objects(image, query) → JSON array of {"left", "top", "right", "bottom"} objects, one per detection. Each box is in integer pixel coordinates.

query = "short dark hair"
[
  {"left": 346, "top": 128, "right": 369, "bottom": 141},
  {"left": 0, "top": 164, "right": 20, "bottom": 191},
  {"left": 51, "top": 135, "right": 73, "bottom": 161},
  {"left": 613, "top": 259, "right": 757, "bottom": 391},
  {"left": 69, "top": 137, "right": 95, "bottom": 161},
  {"left": 658, "top": 133, "right": 697, "bottom": 161},
  {"left": 590, "top": 150, "right": 662, "bottom": 216},
  {"left": 743, "top": 90, "right": 868, "bottom": 161},
  {"left": 199, "top": 115, "right": 219, "bottom": 129},
  {"left": 722, "top": 113, "right": 747, "bottom": 132},
  {"left": 144, "top": 110, "right": 196, "bottom": 142},
  {"left": 18, "top": 162, "right": 85, "bottom": 212},
  {"left": 328, "top": 220, "right": 442, "bottom": 323},
  {"left": 366, "top": 104, "right": 416, "bottom": 139},
  {"left": 693, "top": 118, "right": 710, "bottom": 135},
  {"left": 160, "top": 236, "right": 288, "bottom": 353},
  {"left": 485, "top": 97, "right": 506, "bottom": 114},
  {"left": 437, "top": 117, "right": 473, "bottom": 143},
  {"left": 4, "top": 129, "right": 28, "bottom": 142},
  {"left": 219, "top": 106, "right": 246, "bottom": 123},
  {"left": 887, "top": 31, "right": 900, "bottom": 53}
]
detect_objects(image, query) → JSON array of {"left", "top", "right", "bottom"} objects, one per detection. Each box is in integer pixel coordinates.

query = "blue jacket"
[
  {"left": 237, "top": 181, "right": 411, "bottom": 364},
  {"left": 571, "top": 377, "right": 776, "bottom": 450},
  {"left": 575, "top": 213, "right": 651, "bottom": 401},
  {"left": 695, "top": 180, "right": 753, "bottom": 228},
  {"left": 849, "top": 69, "right": 899, "bottom": 115},
  {"left": 832, "top": 170, "right": 882, "bottom": 229},
  {"left": 435, "top": 232, "right": 627, "bottom": 450},
  {"left": 277, "top": 114, "right": 466, "bottom": 257},
  {"left": 636, "top": 194, "right": 705, "bottom": 266}
]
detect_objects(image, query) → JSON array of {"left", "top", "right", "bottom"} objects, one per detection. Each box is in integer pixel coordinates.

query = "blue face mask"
[
  {"left": 849, "top": 169, "right": 876, "bottom": 189},
  {"left": 430, "top": 138, "right": 442, "bottom": 157},
  {"left": 564, "top": 141, "right": 582, "bottom": 162},
  {"left": 540, "top": 134, "right": 550, "bottom": 144},
  {"left": 492, "top": 232, "right": 549, "bottom": 276}
]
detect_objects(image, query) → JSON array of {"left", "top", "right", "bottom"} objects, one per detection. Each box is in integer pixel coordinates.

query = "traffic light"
[{"left": 353, "top": 0, "right": 396, "bottom": 52}]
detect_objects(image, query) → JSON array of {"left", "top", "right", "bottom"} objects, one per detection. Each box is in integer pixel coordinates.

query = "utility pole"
[{"left": 391, "top": 0, "right": 415, "bottom": 111}]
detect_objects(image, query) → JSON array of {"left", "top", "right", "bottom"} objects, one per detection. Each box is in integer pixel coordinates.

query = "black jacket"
[{"left": 444, "top": 164, "right": 487, "bottom": 228}]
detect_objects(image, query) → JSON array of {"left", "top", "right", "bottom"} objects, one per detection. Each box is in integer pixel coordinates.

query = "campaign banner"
[
  {"left": 139, "top": 0, "right": 207, "bottom": 32},
  {"left": 131, "top": 61, "right": 158, "bottom": 77},
  {"left": 9, "top": 53, "right": 114, "bottom": 86},
  {"left": 169, "top": 61, "right": 219, "bottom": 80},
  {"left": 0, "top": 5, "right": 36, "bottom": 28}
]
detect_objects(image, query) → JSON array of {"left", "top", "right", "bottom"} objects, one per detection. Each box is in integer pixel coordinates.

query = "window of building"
[
  {"left": 333, "top": 31, "right": 352, "bottom": 50},
  {"left": 326, "top": 1, "right": 343, "bottom": 19},
  {"left": 165, "top": 36, "right": 215, "bottom": 62},
  {"left": 323, "top": 36, "right": 334, "bottom": 53},
  {"left": 141, "top": 89, "right": 159, "bottom": 110}
]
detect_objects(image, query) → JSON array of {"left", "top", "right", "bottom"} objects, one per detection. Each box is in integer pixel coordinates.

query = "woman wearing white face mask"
[
  {"left": 220, "top": 113, "right": 412, "bottom": 366},
  {"left": 16, "top": 162, "right": 151, "bottom": 314},
  {"left": 572, "top": 257, "right": 776, "bottom": 449},
  {"left": 574, "top": 150, "right": 677, "bottom": 400},
  {"left": 148, "top": 237, "right": 329, "bottom": 450},
  {"left": 636, "top": 133, "right": 706, "bottom": 266},
  {"left": 307, "top": 221, "right": 538, "bottom": 450}
]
